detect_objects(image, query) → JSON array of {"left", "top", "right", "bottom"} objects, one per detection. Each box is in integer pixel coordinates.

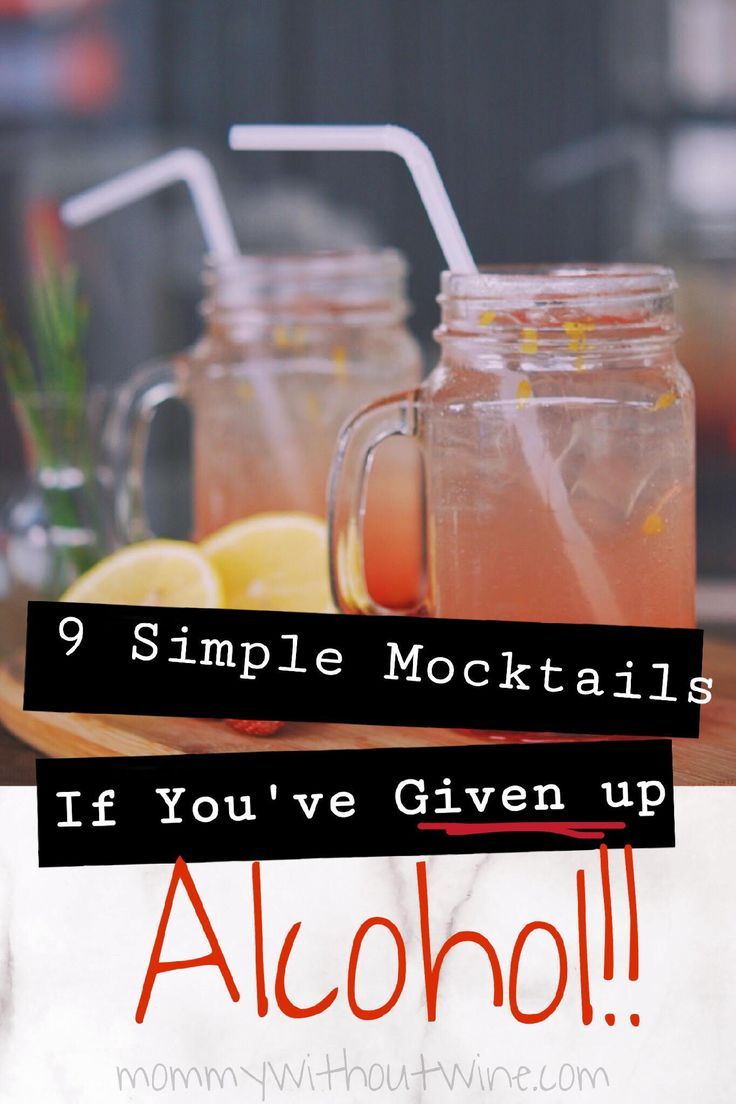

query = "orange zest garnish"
[
  {"left": 332, "top": 345, "right": 348, "bottom": 380},
  {"left": 272, "top": 325, "right": 290, "bottom": 350},
  {"left": 642, "top": 513, "right": 664, "bottom": 536},
  {"left": 516, "top": 378, "right": 533, "bottom": 408},
  {"left": 562, "top": 320, "right": 594, "bottom": 351},
  {"left": 520, "top": 327, "right": 538, "bottom": 355},
  {"left": 653, "top": 391, "right": 677, "bottom": 412}
]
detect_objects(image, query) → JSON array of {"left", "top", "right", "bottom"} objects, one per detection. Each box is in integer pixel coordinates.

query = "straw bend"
[
  {"left": 228, "top": 123, "right": 476, "bottom": 273},
  {"left": 60, "top": 147, "right": 240, "bottom": 260},
  {"left": 59, "top": 148, "right": 311, "bottom": 507}
]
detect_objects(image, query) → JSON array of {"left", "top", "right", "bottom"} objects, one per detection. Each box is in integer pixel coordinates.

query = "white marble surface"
[{"left": 0, "top": 788, "right": 733, "bottom": 1101}]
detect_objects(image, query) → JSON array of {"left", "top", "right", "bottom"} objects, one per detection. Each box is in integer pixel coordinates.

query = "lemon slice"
[
  {"left": 62, "top": 540, "right": 223, "bottom": 608},
  {"left": 200, "top": 512, "right": 333, "bottom": 613}
]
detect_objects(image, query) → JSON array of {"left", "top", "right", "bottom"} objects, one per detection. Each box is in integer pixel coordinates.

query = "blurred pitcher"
[{"left": 111, "top": 249, "right": 423, "bottom": 608}]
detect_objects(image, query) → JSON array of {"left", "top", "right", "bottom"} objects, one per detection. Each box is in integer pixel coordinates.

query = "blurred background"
[{"left": 1, "top": 0, "right": 735, "bottom": 606}]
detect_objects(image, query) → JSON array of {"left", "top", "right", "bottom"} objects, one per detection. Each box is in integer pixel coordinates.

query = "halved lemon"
[
  {"left": 200, "top": 512, "right": 333, "bottom": 613},
  {"left": 62, "top": 540, "right": 223, "bottom": 608}
]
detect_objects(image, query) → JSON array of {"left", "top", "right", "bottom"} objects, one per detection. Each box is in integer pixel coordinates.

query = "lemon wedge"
[
  {"left": 200, "top": 512, "right": 333, "bottom": 613},
  {"left": 61, "top": 540, "right": 223, "bottom": 608}
]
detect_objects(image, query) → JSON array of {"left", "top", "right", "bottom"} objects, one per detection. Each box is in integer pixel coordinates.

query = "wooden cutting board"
[{"left": 0, "top": 638, "right": 734, "bottom": 784}]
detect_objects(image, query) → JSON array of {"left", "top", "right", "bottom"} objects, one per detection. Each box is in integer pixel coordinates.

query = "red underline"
[{"left": 417, "top": 821, "right": 627, "bottom": 841}]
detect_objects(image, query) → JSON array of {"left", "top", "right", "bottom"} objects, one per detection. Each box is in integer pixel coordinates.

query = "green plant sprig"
[{"left": 1, "top": 250, "right": 98, "bottom": 582}]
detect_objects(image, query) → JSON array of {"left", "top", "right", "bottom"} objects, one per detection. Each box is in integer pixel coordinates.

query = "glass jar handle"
[
  {"left": 107, "top": 360, "right": 188, "bottom": 545},
  {"left": 329, "top": 388, "right": 424, "bottom": 615}
]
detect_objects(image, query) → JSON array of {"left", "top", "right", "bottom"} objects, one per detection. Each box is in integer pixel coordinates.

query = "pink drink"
[
  {"left": 424, "top": 364, "right": 695, "bottom": 627},
  {"left": 119, "top": 252, "right": 423, "bottom": 609},
  {"left": 330, "top": 266, "right": 696, "bottom": 629}
]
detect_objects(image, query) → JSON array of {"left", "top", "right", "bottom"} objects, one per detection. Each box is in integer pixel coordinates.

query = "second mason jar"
[
  {"left": 330, "top": 264, "right": 695, "bottom": 628},
  {"left": 114, "top": 249, "right": 423, "bottom": 608}
]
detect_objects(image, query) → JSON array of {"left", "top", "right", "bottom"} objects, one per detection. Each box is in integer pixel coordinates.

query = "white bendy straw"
[
  {"left": 229, "top": 124, "right": 622, "bottom": 622},
  {"left": 61, "top": 148, "right": 310, "bottom": 507},
  {"left": 229, "top": 124, "right": 475, "bottom": 273},
  {"left": 61, "top": 148, "right": 240, "bottom": 259}
]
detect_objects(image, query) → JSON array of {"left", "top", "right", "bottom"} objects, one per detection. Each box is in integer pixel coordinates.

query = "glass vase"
[{"left": 0, "top": 389, "right": 111, "bottom": 658}]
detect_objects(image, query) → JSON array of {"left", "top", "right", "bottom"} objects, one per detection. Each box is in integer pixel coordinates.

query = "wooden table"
[{"left": 0, "top": 636, "right": 734, "bottom": 786}]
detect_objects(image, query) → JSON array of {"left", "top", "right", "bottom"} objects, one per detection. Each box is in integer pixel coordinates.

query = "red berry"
[{"left": 225, "top": 718, "right": 285, "bottom": 737}]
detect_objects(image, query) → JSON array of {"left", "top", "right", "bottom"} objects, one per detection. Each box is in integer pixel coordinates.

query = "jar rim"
[
  {"left": 201, "top": 247, "right": 410, "bottom": 328},
  {"left": 440, "top": 263, "right": 677, "bottom": 305},
  {"left": 436, "top": 264, "right": 679, "bottom": 351}
]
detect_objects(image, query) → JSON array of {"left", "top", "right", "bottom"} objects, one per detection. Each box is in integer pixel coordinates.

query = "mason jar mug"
[
  {"left": 111, "top": 249, "right": 423, "bottom": 608},
  {"left": 329, "top": 265, "right": 695, "bottom": 628}
]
